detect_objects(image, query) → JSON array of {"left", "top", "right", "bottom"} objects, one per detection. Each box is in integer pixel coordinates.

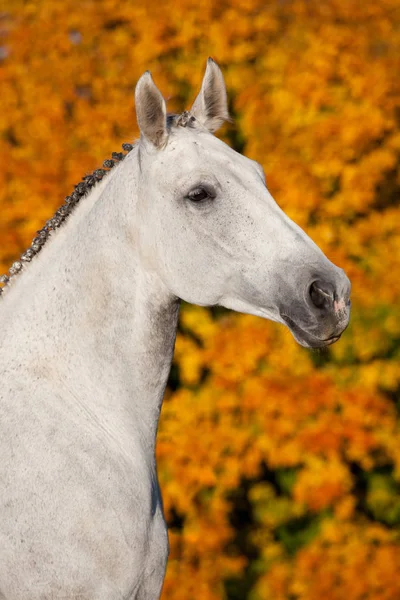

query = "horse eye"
[{"left": 187, "top": 187, "right": 210, "bottom": 202}]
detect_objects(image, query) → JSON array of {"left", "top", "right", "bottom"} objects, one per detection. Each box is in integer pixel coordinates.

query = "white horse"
[{"left": 0, "top": 59, "right": 350, "bottom": 599}]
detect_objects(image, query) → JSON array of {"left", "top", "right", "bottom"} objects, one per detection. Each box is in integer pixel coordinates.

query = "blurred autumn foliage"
[{"left": 1, "top": 0, "right": 400, "bottom": 598}]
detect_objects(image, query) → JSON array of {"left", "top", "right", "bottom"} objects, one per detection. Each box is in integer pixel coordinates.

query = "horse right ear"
[
  {"left": 190, "top": 58, "right": 230, "bottom": 132},
  {"left": 135, "top": 71, "right": 168, "bottom": 149}
]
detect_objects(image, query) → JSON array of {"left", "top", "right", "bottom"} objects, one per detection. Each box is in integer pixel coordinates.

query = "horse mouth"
[{"left": 281, "top": 314, "right": 343, "bottom": 349}]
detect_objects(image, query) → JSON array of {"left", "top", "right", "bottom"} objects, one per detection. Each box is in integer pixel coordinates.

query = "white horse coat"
[{"left": 0, "top": 60, "right": 350, "bottom": 599}]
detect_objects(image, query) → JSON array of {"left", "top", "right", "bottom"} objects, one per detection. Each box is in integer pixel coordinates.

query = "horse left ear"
[
  {"left": 135, "top": 71, "right": 168, "bottom": 149},
  {"left": 190, "top": 58, "right": 230, "bottom": 133}
]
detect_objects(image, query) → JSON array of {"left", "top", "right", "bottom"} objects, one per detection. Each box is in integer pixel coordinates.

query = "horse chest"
[{"left": 0, "top": 391, "right": 168, "bottom": 599}]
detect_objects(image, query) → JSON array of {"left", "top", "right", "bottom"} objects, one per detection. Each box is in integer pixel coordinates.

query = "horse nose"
[
  {"left": 309, "top": 280, "right": 335, "bottom": 311},
  {"left": 308, "top": 274, "right": 351, "bottom": 316}
]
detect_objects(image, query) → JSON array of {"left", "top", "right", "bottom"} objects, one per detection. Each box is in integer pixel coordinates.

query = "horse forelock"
[{"left": 167, "top": 112, "right": 198, "bottom": 130}]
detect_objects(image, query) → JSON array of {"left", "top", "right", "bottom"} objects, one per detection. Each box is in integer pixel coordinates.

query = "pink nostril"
[{"left": 334, "top": 298, "right": 346, "bottom": 313}]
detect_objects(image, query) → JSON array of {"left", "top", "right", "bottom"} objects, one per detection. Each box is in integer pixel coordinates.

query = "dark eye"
[{"left": 187, "top": 187, "right": 210, "bottom": 202}]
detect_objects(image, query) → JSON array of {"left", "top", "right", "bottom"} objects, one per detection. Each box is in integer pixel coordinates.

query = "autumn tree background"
[{"left": 1, "top": 1, "right": 400, "bottom": 598}]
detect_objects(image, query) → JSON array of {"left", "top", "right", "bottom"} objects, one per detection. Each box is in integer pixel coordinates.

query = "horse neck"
[{"left": 2, "top": 152, "right": 180, "bottom": 453}]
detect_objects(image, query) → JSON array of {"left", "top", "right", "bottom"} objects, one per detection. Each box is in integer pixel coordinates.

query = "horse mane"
[
  {"left": 0, "top": 142, "right": 138, "bottom": 295},
  {"left": 0, "top": 111, "right": 200, "bottom": 296}
]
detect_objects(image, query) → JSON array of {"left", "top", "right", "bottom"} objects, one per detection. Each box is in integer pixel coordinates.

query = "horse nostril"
[{"left": 309, "top": 280, "right": 334, "bottom": 310}]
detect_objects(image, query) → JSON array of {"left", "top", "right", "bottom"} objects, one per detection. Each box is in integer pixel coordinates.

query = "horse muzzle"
[{"left": 281, "top": 274, "right": 351, "bottom": 349}]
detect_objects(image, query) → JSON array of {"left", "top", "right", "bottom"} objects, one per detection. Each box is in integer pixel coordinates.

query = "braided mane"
[
  {"left": 0, "top": 142, "right": 134, "bottom": 295},
  {"left": 0, "top": 112, "right": 198, "bottom": 296}
]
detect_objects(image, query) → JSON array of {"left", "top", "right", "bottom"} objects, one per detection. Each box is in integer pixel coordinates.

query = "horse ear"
[
  {"left": 135, "top": 71, "right": 168, "bottom": 148},
  {"left": 190, "top": 58, "right": 230, "bottom": 133}
]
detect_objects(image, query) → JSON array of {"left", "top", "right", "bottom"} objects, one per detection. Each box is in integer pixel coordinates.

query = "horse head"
[{"left": 134, "top": 58, "right": 351, "bottom": 348}]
